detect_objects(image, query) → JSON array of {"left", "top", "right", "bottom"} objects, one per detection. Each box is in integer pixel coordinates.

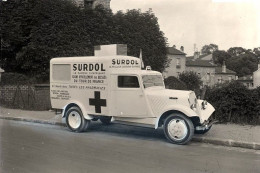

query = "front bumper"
[{"left": 195, "top": 119, "right": 218, "bottom": 131}]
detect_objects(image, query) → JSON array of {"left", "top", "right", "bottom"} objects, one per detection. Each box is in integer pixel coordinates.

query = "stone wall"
[{"left": 0, "top": 84, "right": 51, "bottom": 110}]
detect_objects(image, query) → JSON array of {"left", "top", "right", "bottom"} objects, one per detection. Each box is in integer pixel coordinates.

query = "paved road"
[{"left": 0, "top": 119, "right": 259, "bottom": 173}]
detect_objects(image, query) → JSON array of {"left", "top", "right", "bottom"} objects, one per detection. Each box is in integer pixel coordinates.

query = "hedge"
[{"left": 205, "top": 81, "right": 260, "bottom": 125}]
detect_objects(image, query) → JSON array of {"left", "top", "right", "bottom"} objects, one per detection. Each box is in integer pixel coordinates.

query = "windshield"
[{"left": 142, "top": 75, "right": 164, "bottom": 88}]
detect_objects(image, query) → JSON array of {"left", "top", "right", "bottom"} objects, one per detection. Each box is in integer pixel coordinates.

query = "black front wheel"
[{"left": 163, "top": 114, "right": 194, "bottom": 145}]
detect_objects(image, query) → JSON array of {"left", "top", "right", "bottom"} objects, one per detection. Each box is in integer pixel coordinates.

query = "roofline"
[
  {"left": 186, "top": 65, "right": 217, "bottom": 67},
  {"left": 215, "top": 72, "right": 236, "bottom": 75},
  {"left": 167, "top": 47, "right": 186, "bottom": 55},
  {"left": 237, "top": 79, "right": 253, "bottom": 82},
  {"left": 167, "top": 52, "right": 186, "bottom": 55}
]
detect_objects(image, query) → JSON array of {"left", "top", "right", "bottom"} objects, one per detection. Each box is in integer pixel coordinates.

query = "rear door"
[{"left": 111, "top": 75, "right": 147, "bottom": 117}]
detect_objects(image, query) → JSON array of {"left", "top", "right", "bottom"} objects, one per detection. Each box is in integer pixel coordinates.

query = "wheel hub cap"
[
  {"left": 168, "top": 119, "right": 188, "bottom": 141},
  {"left": 68, "top": 111, "right": 81, "bottom": 129}
]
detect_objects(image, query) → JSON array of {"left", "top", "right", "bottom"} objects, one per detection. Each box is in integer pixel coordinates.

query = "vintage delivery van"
[{"left": 50, "top": 55, "right": 215, "bottom": 144}]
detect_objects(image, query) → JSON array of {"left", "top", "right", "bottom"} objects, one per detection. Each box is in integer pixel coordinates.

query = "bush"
[
  {"left": 178, "top": 71, "right": 202, "bottom": 95},
  {"left": 0, "top": 73, "right": 37, "bottom": 85},
  {"left": 205, "top": 81, "right": 260, "bottom": 125},
  {"left": 164, "top": 76, "right": 187, "bottom": 90},
  {"left": 179, "top": 71, "right": 202, "bottom": 91}
]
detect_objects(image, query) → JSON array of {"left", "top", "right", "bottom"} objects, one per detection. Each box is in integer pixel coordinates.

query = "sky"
[{"left": 111, "top": 0, "right": 260, "bottom": 56}]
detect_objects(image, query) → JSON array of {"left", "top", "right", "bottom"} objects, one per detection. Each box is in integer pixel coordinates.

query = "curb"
[
  {"left": 0, "top": 116, "right": 66, "bottom": 127},
  {"left": 0, "top": 116, "right": 259, "bottom": 150},
  {"left": 192, "top": 136, "right": 260, "bottom": 150}
]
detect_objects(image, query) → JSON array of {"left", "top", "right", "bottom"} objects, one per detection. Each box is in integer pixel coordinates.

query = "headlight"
[
  {"left": 190, "top": 103, "right": 197, "bottom": 111},
  {"left": 201, "top": 100, "right": 208, "bottom": 110}
]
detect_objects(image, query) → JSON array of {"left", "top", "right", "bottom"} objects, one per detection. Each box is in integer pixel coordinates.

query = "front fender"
[
  {"left": 62, "top": 100, "right": 93, "bottom": 120},
  {"left": 154, "top": 104, "right": 198, "bottom": 129},
  {"left": 197, "top": 99, "right": 215, "bottom": 123}
]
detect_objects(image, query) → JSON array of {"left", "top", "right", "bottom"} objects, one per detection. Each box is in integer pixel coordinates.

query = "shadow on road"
[{"left": 88, "top": 122, "right": 166, "bottom": 142}]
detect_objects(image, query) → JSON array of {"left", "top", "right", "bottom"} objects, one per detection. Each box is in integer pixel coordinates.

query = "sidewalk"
[{"left": 0, "top": 106, "right": 259, "bottom": 150}]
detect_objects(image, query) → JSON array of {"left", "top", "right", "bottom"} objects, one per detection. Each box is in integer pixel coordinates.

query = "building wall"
[
  {"left": 238, "top": 80, "right": 254, "bottom": 89},
  {"left": 73, "top": 0, "right": 84, "bottom": 7},
  {"left": 163, "top": 54, "right": 186, "bottom": 78},
  {"left": 214, "top": 74, "right": 236, "bottom": 85},
  {"left": 93, "top": 0, "right": 110, "bottom": 9},
  {"left": 186, "top": 66, "right": 215, "bottom": 87},
  {"left": 73, "top": 0, "right": 110, "bottom": 9},
  {"left": 253, "top": 69, "right": 260, "bottom": 88}
]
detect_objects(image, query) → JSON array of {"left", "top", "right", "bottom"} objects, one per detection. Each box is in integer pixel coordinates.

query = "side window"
[
  {"left": 118, "top": 76, "right": 140, "bottom": 88},
  {"left": 52, "top": 64, "right": 71, "bottom": 81}
]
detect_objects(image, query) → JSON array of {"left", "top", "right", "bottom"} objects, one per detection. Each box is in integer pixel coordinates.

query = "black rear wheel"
[{"left": 65, "top": 106, "right": 90, "bottom": 132}]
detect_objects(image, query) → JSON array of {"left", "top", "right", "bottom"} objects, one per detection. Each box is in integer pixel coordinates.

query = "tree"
[
  {"left": 0, "top": 0, "right": 32, "bottom": 72},
  {"left": 179, "top": 71, "right": 202, "bottom": 92},
  {"left": 14, "top": 0, "right": 89, "bottom": 81},
  {"left": 201, "top": 44, "right": 218, "bottom": 55},
  {"left": 1, "top": 1, "right": 168, "bottom": 82},
  {"left": 253, "top": 47, "right": 260, "bottom": 59},
  {"left": 226, "top": 50, "right": 258, "bottom": 77},
  {"left": 213, "top": 50, "right": 231, "bottom": 65},
  {"left": 113, "top": 9, "right": 168, "bottom": 72},
  {"left": 227, "top": 47, "right": 247, "bottom": 57}
]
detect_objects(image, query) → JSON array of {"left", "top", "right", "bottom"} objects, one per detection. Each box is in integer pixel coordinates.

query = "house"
[
  {"left": 186, "top": 59, "right": 217, "bottom": 87},
  {"left": 253, "top": 64, "right": 260, "bottom": 88},
  {"left": 187, "top": 52, "right": 236, "bottom": 87},
  {"left": 214, "top": 62, "right": 236, "bottom": 84},
  {"left": 163, "top": 46, "right": 186, "bottom": 78},
  {"left": 0, "top": 67, "right": 4, "bottom": 82},
  {"left": 73, "top": 0, "right": 111, "bottom": 9},
  {"left": 237, "top": 75, "right": 254, "bottom": 89},
  {"left": 186, "top": 52, "right": 213, "bottom": 61}
]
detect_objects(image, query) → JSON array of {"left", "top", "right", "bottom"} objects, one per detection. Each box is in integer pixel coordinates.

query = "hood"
[
  {"left": 144, "top": 87, "right": 196, "bottom": 117},
  {"left": 144, "top": 87, "right": 193, "bottom": 98}
]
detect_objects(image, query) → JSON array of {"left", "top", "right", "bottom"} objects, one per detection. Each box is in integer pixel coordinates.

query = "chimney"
[
  {"left": 180, "top": 46, "right": 184, "bottom": 52},
  {"left": 194, "top": 51, "right": 200, "bottom": 60},
  {"left": 222, "top": 61, "right": 226, "bottom": 73}
]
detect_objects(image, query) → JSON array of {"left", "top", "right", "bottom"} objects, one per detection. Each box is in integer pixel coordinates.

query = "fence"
[{"left": 0, "top": 84, "right": 51, "bottom": 110}]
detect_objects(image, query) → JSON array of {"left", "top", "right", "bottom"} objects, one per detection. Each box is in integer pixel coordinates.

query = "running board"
[{"left": 113, "top": 120, "right": 154, "bottom": 129}]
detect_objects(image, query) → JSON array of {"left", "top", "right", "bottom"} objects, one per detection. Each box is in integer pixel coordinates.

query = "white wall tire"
[
  {"left": 65, "top": 106, "right": 90, "bottom": 132},
  {"left": 163, "top": 113, "right": 194, "bottom": 145}
]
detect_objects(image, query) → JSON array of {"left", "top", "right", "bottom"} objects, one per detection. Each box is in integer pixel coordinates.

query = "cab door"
[{"left": 111, "top": 75, "right": 147, "bottom": 117}]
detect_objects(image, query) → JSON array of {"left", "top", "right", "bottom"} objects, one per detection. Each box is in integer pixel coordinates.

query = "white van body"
[{"left": 50, "top": 55, "right": 215, "bottom": 144}]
